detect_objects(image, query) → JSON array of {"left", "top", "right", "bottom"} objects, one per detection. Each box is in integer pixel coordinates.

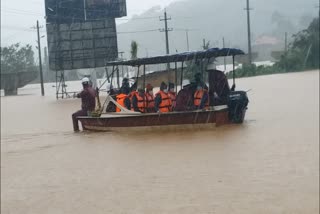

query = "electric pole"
[
  {"left": 160, "top": 9, "right": 173, "bottom": 70},
  {"left": 245, "top": 0, "right": 253, "bottom": 65},
  {"left": 284, "top": 32, "right": 288, "bottom": 72},
  {"left": 223, "top": 37, "right": 226, "bottom": 72},
  {"left": 186, "top": 29, "right": 190, "bottom": 51},
  {"left": 34, "top": 20, "right": 45, "bottom": 96}
]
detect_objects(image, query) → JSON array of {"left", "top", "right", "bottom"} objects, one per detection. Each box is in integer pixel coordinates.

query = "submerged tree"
[
  {"left": 1, "top": 43, "right": 37, "bottom": 73},
  {"left": 130, "top": 41, "right": 138, "bottom": 59}
]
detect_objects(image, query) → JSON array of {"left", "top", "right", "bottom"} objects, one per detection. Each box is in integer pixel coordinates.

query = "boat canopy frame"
[{"left": 102, "top": 47, "right": 245, "bottom": 95}]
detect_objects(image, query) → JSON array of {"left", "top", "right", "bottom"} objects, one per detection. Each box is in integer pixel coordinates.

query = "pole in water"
[{"left": 36, "top": 20, "right": 45, "bottom": 96}]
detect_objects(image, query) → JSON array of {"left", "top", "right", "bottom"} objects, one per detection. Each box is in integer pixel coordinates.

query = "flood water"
[{"left": 1, "top": 70, "right": 319, "bottom": 213}]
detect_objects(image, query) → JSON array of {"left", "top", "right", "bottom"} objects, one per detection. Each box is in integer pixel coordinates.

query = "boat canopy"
[{"left": 106, "top": 48, "right": 245, "bottom": 67}]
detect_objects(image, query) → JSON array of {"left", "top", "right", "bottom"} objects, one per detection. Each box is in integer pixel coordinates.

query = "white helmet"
[
  {"left": 82, "top": 77, "right": 90, "bottom": 84},
  {"left": 182, "top": 79, "right": 190, "bottom": 87}
]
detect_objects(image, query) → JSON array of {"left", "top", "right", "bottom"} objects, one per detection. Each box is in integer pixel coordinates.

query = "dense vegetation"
[
  {"left": 228, "top": 17, "right": 319, "bottom": 79},
  {"left": 1, "top": 43, "right": 37, "bottom": 73}
]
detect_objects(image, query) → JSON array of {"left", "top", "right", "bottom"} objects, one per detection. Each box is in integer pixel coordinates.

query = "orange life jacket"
[
  {"left": 116, "top": 93, "right": 129, "bottom": 112},
  {"left": 156, "top": 90, "right": 172, "bottom": 113},
  {"left": 194, "top": 89, "right": 209, "bottom": 109},
  {"left": 129, "top": 91, "right": 138, "bottom": 101},
  {"left": 145, "top": 92, "right": 155, "bottom": 112},
  {"left": 134, "top": 93, "right": 147, "bottom": 113},
  {"left": 168, "top": 91, "right": 176, "bottom": 110}
]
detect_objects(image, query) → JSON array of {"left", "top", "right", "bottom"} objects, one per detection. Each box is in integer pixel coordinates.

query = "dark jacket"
[
  {"left": 175, "top": 87, "right": 194, "bottom": 111},
  {"left": 199, "top": 92, "right": 209, "bottom": 109},
  {"left": 77, "top": 86, "right": 96, "bottom": 111},
  {"left": 154, "top": 93, "right": 162, "bottom": 112},
  {"left": 208, "top": 69, "right": 231, "bottom": 105}
]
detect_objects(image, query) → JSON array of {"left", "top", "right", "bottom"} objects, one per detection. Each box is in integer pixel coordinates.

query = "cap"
[
  {"left": 182, "top": 79, "right": 190, "bottom": 87},
  {"left": 82, "top": 77, "right": 90, "bottom": 84}
]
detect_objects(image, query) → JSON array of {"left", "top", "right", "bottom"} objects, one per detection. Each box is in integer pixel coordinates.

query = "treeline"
[
  {"left": 1, "top": 43, "right": 37, "bottom": 74},
  {"left": 227, "top": 17, "right": 319, "bottom": 79}
]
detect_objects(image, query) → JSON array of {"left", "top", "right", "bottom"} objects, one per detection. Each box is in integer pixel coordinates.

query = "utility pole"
[
  {"left": 284, "top": 32, "right": 288, "bottom": 72},
  {"left": 245, "top": 0, "right": 253, "bottom": 65},
  {"left": 223, "top": 37, "right": 226, "bottom": 72},
  {"left": 186, "top": 29, "right": 190, "bottom": 51},
  {"left": 118, "top": 51, "right": 125, "bottom": 77},
  {"left": 35, "top": 20, "right": 45, "bottom": 96},
  {"left": 160, "top": 9, "right": 173, "bottom": 70}
]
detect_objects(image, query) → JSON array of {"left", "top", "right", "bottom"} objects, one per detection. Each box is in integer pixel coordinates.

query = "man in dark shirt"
[
  {"left": 175, "top": 79, "right": 195, "bottom": 111},
  {"left": 207, "top": 69, "right": 231, "bottom": 106},
  {"left": 72, "top": 77, "right": 96, "bottom": 132}
]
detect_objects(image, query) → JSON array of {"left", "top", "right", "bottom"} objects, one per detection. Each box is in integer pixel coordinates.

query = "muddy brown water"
[{"left": 1, "top": 71, "right": 319, "bottom": 214}]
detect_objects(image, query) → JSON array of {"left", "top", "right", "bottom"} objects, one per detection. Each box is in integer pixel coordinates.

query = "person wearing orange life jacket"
[
  {"left": 168, "top": 82, "right": 176, "bottom": 111},
  {"left": 155, "top": 82, "right": 172, "bottom": 113},
  {"left": 116, "top": 88, "right": 131, "bottom": 112},
  {"left": 132, "top": 88, "right": 147, "bottom": 113},
  {"left": 128, "top": 82, "right": 138, "bottom": 106},
  {"left": 145, "top": 83, "right": 155, "bottom": 113},
  {"left": 194, "top": 84, "right": 209, "bottom": 110}
]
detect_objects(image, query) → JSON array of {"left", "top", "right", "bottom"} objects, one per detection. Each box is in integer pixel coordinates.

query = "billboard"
[
  {"left": 45, "top": 0, "right": 127, "bottom": 24},
  {"left": 47, "top": 19, "right": 118, "bottom": 70}
]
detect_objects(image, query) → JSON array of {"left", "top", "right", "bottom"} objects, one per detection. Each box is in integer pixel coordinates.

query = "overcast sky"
[{"left": 1, "top": 0, "right": 181, "bottom": 47}]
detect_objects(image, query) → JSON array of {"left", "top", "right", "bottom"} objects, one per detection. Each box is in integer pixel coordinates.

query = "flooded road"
[{"left": 1, "top": 71, "right": 319, "bottom": 213}]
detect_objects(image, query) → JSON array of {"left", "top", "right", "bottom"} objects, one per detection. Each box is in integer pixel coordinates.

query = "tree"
[
  {"left": 277, "top": 17, "right": 319, "bottom": 70},
  {"left": 130, "top": 41, "right": 138, "bottom": 59},
  {"left": 1, "top": 43, "right": 37, "bottom": 73}
]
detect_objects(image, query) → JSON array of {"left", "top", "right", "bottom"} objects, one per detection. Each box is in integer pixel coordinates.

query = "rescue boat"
[{"left": 77, "top": 48, "right": 249, "bottom": 131}]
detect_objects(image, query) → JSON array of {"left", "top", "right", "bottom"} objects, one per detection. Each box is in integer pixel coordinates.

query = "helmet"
[
  {"left": 182, "top": 79, "right": 190, "bottom": 87},
  {"left": 82, "top": 77, "right": 90, "bottom": 85}
]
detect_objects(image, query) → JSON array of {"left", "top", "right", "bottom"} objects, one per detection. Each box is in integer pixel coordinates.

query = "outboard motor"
[{"left": 227, "top": 91, "right": 249, "bottom": 123}]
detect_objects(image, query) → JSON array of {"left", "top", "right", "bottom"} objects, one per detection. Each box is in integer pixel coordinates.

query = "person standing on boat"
[
  {"left": 175, "top": 79, "right": 194, "bottom": 111},
  {"left": 194, "top": 84, "right": 209, "bottom": 110},
  {"left": 168, "top": 82, "right": 176, "bottom": 111},
  {"left": 120, "top": 78, "right": 131, "bottom": 95},
  {"left": 191, "top": 73, "right": 206, "bottom": 92},
  {"left": 132, "top": 88, "right": 147, "bottom": 113},
  {"left": 72, "top": 77, "right": 96, "bottom": 132},
  {"left": 145, "top": 83, "right": 155, "bottom": 113},
  {"left": 154, "top": 82, "right": 172, "bottom": 113},
  {"left": 116, "top": 88, "right": 131, "bottom": 112},
  {"left": 207, "top": 68, "right": 231, "bottom": 106}
]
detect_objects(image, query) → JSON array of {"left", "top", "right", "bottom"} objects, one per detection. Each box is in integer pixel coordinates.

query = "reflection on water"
[{"left": 1, "top": 71, "right": 319, "bottom": 214}]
